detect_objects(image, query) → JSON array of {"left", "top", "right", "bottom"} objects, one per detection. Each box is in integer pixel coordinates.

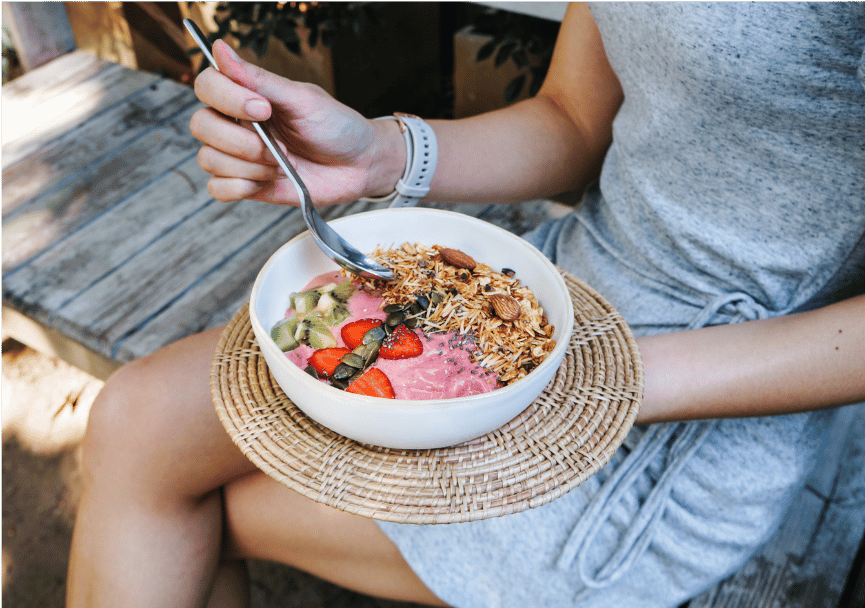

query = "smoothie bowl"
[{"left": 249, "top": 208, "right": 574, "bottom": 449}]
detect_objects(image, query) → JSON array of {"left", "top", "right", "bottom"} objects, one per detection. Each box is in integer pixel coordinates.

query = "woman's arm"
[
  {"left": 424, "top": 3, "right": 623, "bottom": 203},
  {"left": 636, "top": 294, "right": 865, "bottom": 424}
]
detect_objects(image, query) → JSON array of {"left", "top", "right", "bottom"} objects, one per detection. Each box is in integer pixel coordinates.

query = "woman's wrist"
[{"left": 363, "top": 118, "right": 407, "bottom": 198}]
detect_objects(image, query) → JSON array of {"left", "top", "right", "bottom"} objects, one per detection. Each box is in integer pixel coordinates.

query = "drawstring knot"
[
  {"left": 559, "top": 291, "right": 768, "bottom": 601},
  {"left": 687, "top": 291, "right": 767, "bottom": 330}
]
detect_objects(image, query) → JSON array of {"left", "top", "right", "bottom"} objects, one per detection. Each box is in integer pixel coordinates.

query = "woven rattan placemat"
[{"left": 211, "top": 269, "right": 642, "bottom": 524}]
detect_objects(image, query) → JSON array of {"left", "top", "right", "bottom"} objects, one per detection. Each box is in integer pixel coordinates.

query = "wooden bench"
[{"left": 3, "top": 50, "right": 862, "bottom": 608}]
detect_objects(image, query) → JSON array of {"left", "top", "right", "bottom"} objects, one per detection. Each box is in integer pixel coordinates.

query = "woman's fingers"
[
  {"left": 190, "top": 107, "right": 287, "bottom": 165},
  {"left": 198, "top": 145, "right": 282, "bottom": 181},
  {"left": 207, "top": 176, "right": 268, "bottom": 203}
]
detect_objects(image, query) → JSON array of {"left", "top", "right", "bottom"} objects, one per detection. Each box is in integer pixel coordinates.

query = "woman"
[{"left": 67, "top": 3, "right": 865, "bottom": 607}]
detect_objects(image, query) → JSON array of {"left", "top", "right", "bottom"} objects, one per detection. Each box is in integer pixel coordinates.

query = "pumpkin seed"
[
  {"left": 364, "top": 341, "right": 381, "bottom": 366},
  {"left": 304, "top": 365, "right": 318, "bottom": 379},
  {"left": 341, "top": 353, "right": 364, "bottom": 369},
  {"left": 385, "top": 310, "right": 405, "bottom": 326},
  {"left": 415, "top": 294, "right": 430, "bottom": 310},
  {"left": 404, "top": 315, "right": 419, "bottom": 329},
  {"left": 332, "top": 362, "right": 356, "bottom": 380},
  {"left": 363, "top": 325, "right": 386, "bottom": 343},
  {"left": 383, "top": 303, "right": 408, "bottom": 313}
]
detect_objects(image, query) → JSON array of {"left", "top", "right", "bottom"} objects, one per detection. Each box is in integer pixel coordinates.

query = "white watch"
[{"left": 361, "top": 113, "right": 438, "bottom": 208}]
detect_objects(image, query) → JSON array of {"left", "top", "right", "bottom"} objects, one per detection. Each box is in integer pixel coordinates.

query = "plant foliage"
[
  {"left": 188, "top": 1, "right": 382, "bottom": 69},
  {"left": 470, "top": 8, "right": 559, "bottom": 103}
]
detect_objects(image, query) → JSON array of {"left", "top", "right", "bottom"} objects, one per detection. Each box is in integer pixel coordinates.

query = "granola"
[{"left": 347, "top": 242, "right": 557, "bottom": 385}]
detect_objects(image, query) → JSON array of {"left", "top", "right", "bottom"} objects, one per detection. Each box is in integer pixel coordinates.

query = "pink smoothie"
[{"left": 282, "top": 271, "right": 498, "bottom": 400}]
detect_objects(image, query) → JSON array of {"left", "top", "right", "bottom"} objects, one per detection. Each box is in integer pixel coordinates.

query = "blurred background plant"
[
  {"left": 190, "top": 1, "right": 559, "bottom": 111},
  {"left": 468, "top": 6, "right": 558, "bottom": 103},
  {"left": 190, "top": 1, "right": 383, "bottom": 67}
]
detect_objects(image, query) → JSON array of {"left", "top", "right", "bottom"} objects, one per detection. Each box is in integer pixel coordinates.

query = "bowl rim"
[{"left": 249, "top": 207, "right": 574, "bottom": 412}]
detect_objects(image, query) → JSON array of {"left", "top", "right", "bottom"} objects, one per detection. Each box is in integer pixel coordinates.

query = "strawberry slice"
[
  {"left": 346, "top": 368, "right": 396, "bottom": 399},
  {"left": 341, "top": 318, "right": 383, "bottom": 349},
  {"left": 379, "top": 325, "right": 423, "bottom": 360},
  {"left": 307, "top": 347, "right": 352, "bottom": 378}
]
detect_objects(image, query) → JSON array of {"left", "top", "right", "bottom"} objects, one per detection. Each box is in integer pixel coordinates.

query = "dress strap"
[{"left": 556, "top": 292, "right": 769, "bottom": 600}]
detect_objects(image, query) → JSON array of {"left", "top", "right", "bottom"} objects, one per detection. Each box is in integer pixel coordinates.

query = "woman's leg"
[
  {"left": 66, "top": 325, "right": 444, "bottom": 608},
  {"left": 66, "top": 327, "right": 257, "bottom": 608},
  {"left": 221, "top": 471, "right": 448, "bottom": 606}
]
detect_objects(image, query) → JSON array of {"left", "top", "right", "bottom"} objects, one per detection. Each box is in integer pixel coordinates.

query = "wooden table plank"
[
  {"left": 2, "top": 104, "right": 202, "bottom": 270},
  {"left": 2, "top": 156, "right": 213, "bottom": 321},
  {"left": 50, "top": 198, "right": 291, "bottom": 358},
  {"left": 111, "top": 204, "right": 330, "bottom": 361},
  {"left": 3, "top": 74, "right": 192, "bottom": 175},
  {"left": 2, "top": 91, "right": 199, "bottom": 217},
  {"left": 1, "top": 50, "right": 103, "bottom": 107},
  {"left": 114, "top": 199, "right": 369, "bottom": 360},
  {"left": 2, "top": 55, "right": 158, "bottom": 147}
]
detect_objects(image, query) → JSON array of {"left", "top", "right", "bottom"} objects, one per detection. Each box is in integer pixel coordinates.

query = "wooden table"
[{"left": 2, "top": 51, "right": 863, "bottom": 608}]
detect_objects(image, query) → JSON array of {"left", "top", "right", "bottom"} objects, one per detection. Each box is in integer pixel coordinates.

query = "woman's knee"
[
  {"left": 80, "top": 359, "right": 176, "bottom": 491},
  {"left": 79, "top": 327, "right": 244, "bottom": 499}
]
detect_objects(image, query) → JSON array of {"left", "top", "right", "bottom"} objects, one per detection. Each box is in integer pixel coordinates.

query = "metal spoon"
[{"left": 183, "top": 19, "right": 395, "bottom": 281}]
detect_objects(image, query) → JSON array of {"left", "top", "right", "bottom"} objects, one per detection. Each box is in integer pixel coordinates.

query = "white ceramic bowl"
[{"left": 249, "top": 208, "right": 574, "bottom": 449}]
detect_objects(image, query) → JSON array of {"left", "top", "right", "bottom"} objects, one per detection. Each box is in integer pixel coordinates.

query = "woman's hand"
[{"left": 190, "top": 40, "right": 404, "bottom": 206}]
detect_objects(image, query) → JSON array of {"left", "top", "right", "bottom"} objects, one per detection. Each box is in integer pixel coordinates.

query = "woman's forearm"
[
  {"left": 423, "top": 97, "right": 606, "bottom": 204},
  {"left": 636, "top": 294, "right": 865, "bottom": 424},
  {"left": 370, "top": 4, "right": 623, "bottom": 205}
]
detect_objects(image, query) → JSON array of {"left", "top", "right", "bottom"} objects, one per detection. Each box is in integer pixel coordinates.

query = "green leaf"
[
  {"left": 504, "top": 74, "right": 526, "bottom": 103},
  {"left": 476, "top": 39, "right": 497, "bottom": 62},
  {"left": 494, "top": 41, "right": 516, "bottom": 68}
]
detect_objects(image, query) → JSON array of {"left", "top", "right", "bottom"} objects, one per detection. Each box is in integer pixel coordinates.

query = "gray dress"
[{"left": 377, "top": 4, "right": 865, "bottom": 607}]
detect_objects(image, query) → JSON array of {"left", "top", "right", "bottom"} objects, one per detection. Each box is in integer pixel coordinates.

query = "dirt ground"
[{"left": 1, "top": 337, "right": 426, "bottom": 608}]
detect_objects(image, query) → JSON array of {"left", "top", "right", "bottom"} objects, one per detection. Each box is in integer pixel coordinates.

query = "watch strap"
[{"left": 361, "top": 113, "right": 438, "bottom": 208}]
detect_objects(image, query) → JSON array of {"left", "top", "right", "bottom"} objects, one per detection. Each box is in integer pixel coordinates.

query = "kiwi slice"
[
  {"left": 320, "top": 305, "right": 351, "bottom": 326},
  {"left": 330, "top": 278, "right": 356, "bottom": 303},
  {"left": 295, "top": 312, "right": 337, "bottom": 349},
  {"left": 291, "top": 290, "right": 319, "bottom": 316},
  {"left": 271, "top": 316, "right": 300, "bottom": 351}
]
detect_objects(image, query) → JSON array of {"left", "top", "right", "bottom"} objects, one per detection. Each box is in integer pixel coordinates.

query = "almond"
[
  {"left": 438, "top": 247, "right": 476, "bottom": 270},
  {"left": 490, "top": 294, "right": 522, "bottom": 322}
]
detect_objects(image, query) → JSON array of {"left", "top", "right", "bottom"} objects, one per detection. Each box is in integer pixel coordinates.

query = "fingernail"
[{"left": 245, "top": 99, "right": 270, "bottom": 120}]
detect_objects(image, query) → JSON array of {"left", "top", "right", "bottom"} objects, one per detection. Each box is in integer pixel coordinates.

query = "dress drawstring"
[{"left": 556, "top": 292, "right": 769, "bottom": 601}]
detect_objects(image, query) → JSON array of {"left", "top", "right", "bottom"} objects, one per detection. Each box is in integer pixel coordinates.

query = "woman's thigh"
[
  {"left": 82, "top": 326, "right": 258, "bottom": 501},
  {"left": 222, "top": 471, "right": 447, "bottom": 606}
]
